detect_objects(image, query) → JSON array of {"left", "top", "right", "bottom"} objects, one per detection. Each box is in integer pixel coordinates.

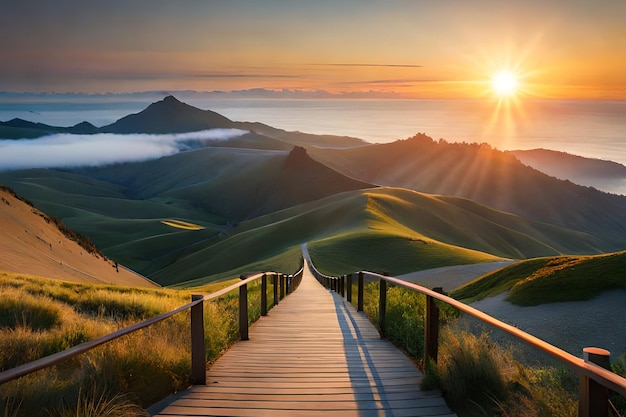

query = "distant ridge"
[
  {"left": 101, "top": 95, "right": 235, "bottom": 134},
  {"left": 67, "top": 121, "right": 98, "bottom": 134},
  {"left": 510, "top": 148, "right": 626, "bottom": 193},
  {"left": 1, "top": 95, "right": 365, "bottom": 148},
  {"left": 309, "top": 134, "right": 626, "bottom": 248}
]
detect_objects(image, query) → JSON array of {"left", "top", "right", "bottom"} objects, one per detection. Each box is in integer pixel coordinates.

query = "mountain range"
[{"left": 2, "top": 96, "right": 626, "bottom": 286}]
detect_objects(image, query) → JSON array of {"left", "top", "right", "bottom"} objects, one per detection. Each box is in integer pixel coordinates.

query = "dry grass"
[{"left": 0, "top": 271, "right": 275, "bottom": 416}]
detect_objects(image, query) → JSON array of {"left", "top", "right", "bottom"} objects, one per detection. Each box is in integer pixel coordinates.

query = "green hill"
[
  {"left": 0, "top": 146, "right": 372, "bottom": 283},
  {"left": 452, "top": 251, "right": 626, "bottom": 305},
  {"left": 147, "top": 187, "right": 609, "bottom": 286}
]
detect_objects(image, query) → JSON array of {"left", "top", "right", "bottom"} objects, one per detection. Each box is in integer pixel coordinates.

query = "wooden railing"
[
  {"left": 306, "top": 257, "right": 626, "bottom": 417},
  {"left": 0, "top": 268, "right": 303, "bottom": 387}
]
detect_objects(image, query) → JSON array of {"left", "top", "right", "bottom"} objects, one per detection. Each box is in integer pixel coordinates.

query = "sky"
[{"left": 1, "top": 0, "right": 625, "bottom": 99}]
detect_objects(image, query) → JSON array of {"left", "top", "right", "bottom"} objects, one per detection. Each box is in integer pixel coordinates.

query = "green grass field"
[{"left": 1, "top": 156, "right": 616, "bottom": 288}]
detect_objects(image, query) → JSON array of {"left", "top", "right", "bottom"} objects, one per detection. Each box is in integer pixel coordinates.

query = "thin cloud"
[
  {"left": 338, "top": 78, "right": 445, "bottom": 85},
  {"left": 0, "top": 129, "right": 248, "bottom": 171},
  {"left": 316, "top": 63, "right": 423, "bottom": 68}
]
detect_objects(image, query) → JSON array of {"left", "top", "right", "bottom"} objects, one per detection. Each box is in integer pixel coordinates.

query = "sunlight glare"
[{"left": 492, "top": 71, "right": 518, "bottom": 97}]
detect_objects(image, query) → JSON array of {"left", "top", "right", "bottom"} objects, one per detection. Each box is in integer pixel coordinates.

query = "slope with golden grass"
[{"left": 0, "top": 186, "right": 157, "bottom": 288}]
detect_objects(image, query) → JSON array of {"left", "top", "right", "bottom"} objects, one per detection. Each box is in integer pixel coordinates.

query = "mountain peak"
[
  {"left": 283, "top": 146, "right": 313, "bottom": 170},
  {"left": 162, "top": 95, "right": 181, "bottom": 104},
  {"left": 101, "top": 96, "right": 234, "bottom": 134}
]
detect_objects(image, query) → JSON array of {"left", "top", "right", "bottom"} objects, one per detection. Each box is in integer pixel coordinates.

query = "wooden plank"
[{"left": 150, "top": 262, "right": 456, "bottom": 417}]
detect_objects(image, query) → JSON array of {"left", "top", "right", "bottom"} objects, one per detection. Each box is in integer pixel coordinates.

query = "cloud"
[
  {"left": 316, "top": 63, "right": 423, "bottom": 68},
  {"left": 0, "top": 129, "right": 248, "bottom": 171}
]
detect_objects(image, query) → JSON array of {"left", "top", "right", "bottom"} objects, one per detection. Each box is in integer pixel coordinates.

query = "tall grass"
[
  {"left": 0, "top": 270, "right": 281, "bottom": 416},
  {"left": 355, "top": 280, "right": 459, "bottom": 359}
]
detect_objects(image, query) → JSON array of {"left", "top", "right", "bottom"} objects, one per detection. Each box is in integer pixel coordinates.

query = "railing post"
[
  {"left": 273, "top": 273, "right": 279, "bottom": 306},
  {"left": 190, "top": 294, "right": 206, "bottom": 385},
  {"left": 239, "top": 276, "right": 249, "bottom": 341},
  {"left": 357, "top": 272, "right": 364, "bottom": 312},
  {"left": 261, "top": 273, "right": 267, "bottom": 316},
  {"left": 280, "top": 274, "right": 285, "bottom": 299},
  {"left": 424, "top": 287, "right": 442, "bottom": 364},
  {"left": 378, "top": 279, "right": 387, "bottom": 339},
  {"left": 579, "top": 347, "right": 611, "bottom": 417},
  {"left": 340, "top": 275, "right": 345, "bottom": 298},
  {"left": 346, "top": 273, "right": 352, "bottom": 303}
]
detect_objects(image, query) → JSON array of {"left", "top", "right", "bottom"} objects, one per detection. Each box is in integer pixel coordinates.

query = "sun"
[{"left": 491, "top": 70, "right": 519, "bottom": 97}]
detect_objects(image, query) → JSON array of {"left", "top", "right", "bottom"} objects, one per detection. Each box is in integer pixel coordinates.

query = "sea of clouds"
[{"left": 0, "top": 129, "right": 248, "bottom": 171}]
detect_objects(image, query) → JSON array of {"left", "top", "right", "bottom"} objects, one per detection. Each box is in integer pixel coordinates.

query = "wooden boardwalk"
[{"left": 149, "top": 262, "right": 456, "bottom": 417}]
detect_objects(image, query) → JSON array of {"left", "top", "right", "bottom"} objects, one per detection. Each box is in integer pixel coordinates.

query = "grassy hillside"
[
  {"left": 452, "top": 251, "right": 626, "bottom": 305},
  {"left": 0, "top": 186, "right": 156, "bottom": 287},
  {"left": 152, "top": 187, "right": 605, "bottom": 286},
  {"left": 2, "top": 155, "right": 615, "bottom": 287},
  {"left": 0, "top": 147, "right": 372, "bottom": 284}
]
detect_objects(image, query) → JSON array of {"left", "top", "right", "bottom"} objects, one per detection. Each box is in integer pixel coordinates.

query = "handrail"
[
  {"left": 0, "top": 266, "right": 304, "bottom": 386},
  {"left": 304, "top": 249, "right": 626, "bottom": 416}
]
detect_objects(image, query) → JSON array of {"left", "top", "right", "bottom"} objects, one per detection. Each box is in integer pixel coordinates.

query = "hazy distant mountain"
[
  {"left": 1, "top": 95, "right": 365, "bottom": 148},
  {"left": 0, "top": 118, "right": 97, "bottom": 137},
  {"left": 67, "top": 121, "right": 99, "bottom": 134},
  {"left": 309, "top": 134, "right": 626, "bottom": 248},
  {"left": 510, "top": 149, "right": 626, "bottom": 194},
  {"left": 101, "top": 95, "right": 234, "bottom": 133}
]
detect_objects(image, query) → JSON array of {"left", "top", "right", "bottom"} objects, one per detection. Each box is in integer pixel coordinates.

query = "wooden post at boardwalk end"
[
  {"left": 273, "top": 273, "right": 279, "bottom": 306},
  {"left": 346, "top": 273, "right": 353, "bottom": 303},
  {"left": 190, "top": 294, "right": 206, "bottom": 385},
  {"left": 357, "top": 272, "right": 364, "bottom": 312},
  {"left": 261, "top": 274, "right": 267, "bottom": 316},
  {"left": 239, "top": 275, "right": 249, "bottom": 341},
  {"left": 378, "top": 279, "right": 387, "bottom": 339},
  {"left": 579, "top": 347, "right": 611, "bottom": 417},
  {"left": 424, "top": 287, "right": 443, "bottom": 365}
]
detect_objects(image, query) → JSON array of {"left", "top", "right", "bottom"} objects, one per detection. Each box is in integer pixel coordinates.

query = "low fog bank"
[{"left": 0, "top": 129, "right": 248, "bottom": 171}]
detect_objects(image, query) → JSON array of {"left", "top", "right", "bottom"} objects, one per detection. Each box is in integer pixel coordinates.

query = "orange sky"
[{"left": 1, "top": 1, "right": 625, "bottom": 99}]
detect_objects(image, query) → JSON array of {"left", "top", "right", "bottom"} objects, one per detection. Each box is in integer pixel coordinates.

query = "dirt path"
[
  {"left": 398, "top": 261, "right": 515, "bottom": 292},
  {"left": 468, "top": 290, "right": 626, "bottom": 359}
]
